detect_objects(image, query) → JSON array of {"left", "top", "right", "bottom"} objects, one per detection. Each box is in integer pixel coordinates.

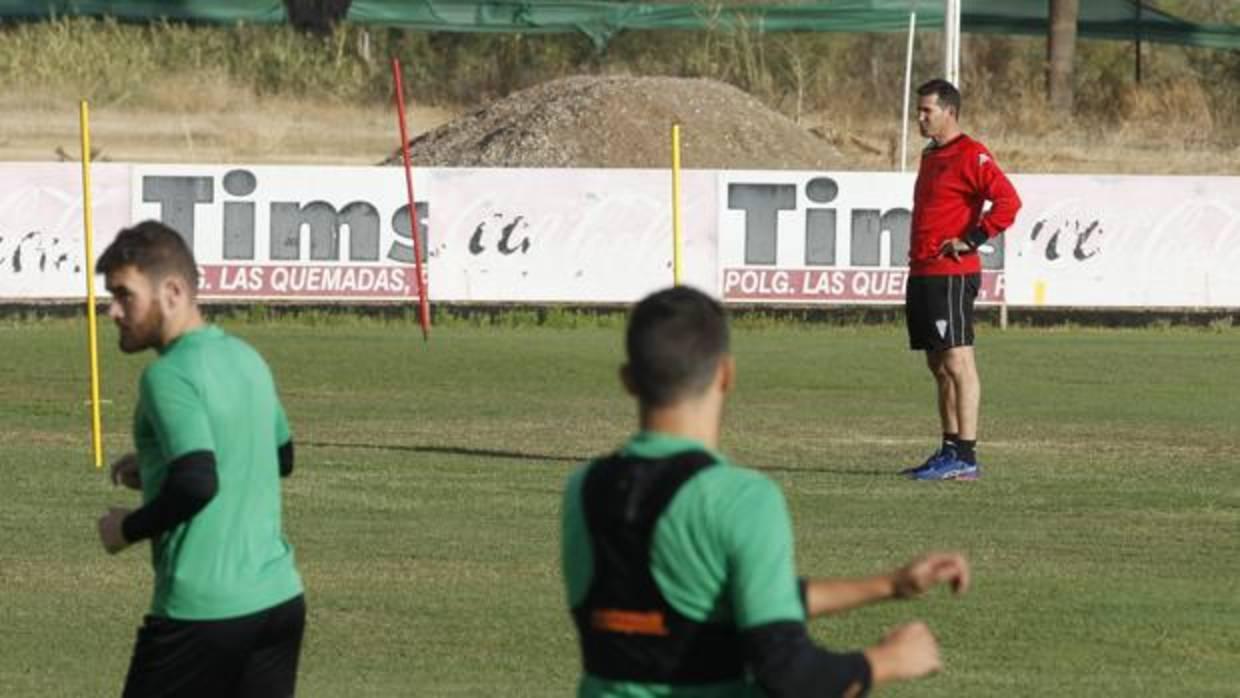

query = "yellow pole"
[
  {"left": 80, "top": 100, "right": 104, "bottom": 469},
  {"left": 671, "top": 123, "right": 683, "bottom": 285}
]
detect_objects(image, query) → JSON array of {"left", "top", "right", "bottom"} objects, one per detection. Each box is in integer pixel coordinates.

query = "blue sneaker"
[
  {"left": 911, "top": 457, "right": 980, "bottom": 481},
  {"left": 899, "top": 448, "right": 954, "bottom": 478}
]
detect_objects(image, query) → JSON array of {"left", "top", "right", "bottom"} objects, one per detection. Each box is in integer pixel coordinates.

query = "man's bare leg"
[
  {"left": 925, "top": 351, "right": 959, "bottom": 437},
  {"left": 940, "top": 346, "right": 979, "bottom": 442}
]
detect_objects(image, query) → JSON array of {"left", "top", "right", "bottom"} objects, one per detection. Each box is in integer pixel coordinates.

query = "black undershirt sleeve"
[
  {"left": 121, "top": 451, "right": 218, "bottom": 543},
  {"left": 742, "top": 621, "right": 873, "bottom": 698},
  {"left": 279, "top": 440, "right": 294, "bottom": 478}
]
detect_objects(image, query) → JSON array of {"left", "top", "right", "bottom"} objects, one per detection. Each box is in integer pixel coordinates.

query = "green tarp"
[
  {"left": 348, "top": 0, "right": 1240, "bottom": 49},
  {"left": 0, "top": 1, "right": 286, "bottom": 23},
  {"left": 3, "top": 0, "right": 1239, "bottom": 51}
]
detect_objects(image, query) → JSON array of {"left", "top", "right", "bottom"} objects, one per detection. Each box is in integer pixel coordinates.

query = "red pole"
[{"left": 391, "top": 56, "right": 431, "bottom": 341}]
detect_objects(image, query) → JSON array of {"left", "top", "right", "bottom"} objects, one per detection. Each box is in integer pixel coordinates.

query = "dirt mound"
[{"left": 384, "top": 75, "right": 841, "bottom": 169}]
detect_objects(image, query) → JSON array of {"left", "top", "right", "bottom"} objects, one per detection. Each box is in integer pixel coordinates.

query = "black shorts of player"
[
  {"left": 905, "top": 273, "right": 980, "bottom": 351},
  {"left": 122, "top": 594, "right": 305, "bottom": 698}
]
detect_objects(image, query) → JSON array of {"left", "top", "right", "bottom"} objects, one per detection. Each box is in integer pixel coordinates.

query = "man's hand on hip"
[{"left": 937, "top": 238, "right": 973, "bottom": 261}]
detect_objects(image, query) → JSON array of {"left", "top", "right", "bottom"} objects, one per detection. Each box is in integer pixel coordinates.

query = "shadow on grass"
[
  {"left": 302, "top": 440, "right": 584, "bottom": 463},
  {"left": 305, "top": 442, "right": 897, "bottom": 475},
  {"left": 757, "top": 464, "right": 897, "bottom": 477}
]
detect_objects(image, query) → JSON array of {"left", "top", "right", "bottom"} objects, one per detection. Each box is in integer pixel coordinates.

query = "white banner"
[
  {"left": 132, "top": 165, "right": 432, "bottom": 300},
  {"left": 0, "top": 164, "right": 130, "bottom": 299},
  {"left": 128, "top": 165, "right": 717, "bottom": 303},
  {"left": 1004, "top": 175, "right": 1240, "bottom": 307},
  {"left": 716, "top": 171, "right": 1005, "bottom": 304},
  {"left": 428, "top": 168, "right": 717, "bottom": 302},
  {"left": 3, "top": 163, "right": 1239, "bottom": 308}
]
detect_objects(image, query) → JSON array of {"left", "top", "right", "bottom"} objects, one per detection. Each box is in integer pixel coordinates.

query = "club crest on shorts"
[{"left": 935, "top": 319, "right": 948, "bottom": 338}]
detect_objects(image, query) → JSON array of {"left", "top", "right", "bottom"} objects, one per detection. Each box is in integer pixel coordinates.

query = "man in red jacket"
[{"left": 902, "top": 79, "right": 1021, "bottom": 481}]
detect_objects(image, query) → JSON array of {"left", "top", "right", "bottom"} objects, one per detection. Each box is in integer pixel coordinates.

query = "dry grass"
[
  {"left": 0, "top": 86, "right": 456, "bottom": 165},
  {"left": 799, "top": 120, "right": 1240, "bottom": 176},
  {"left": 5, "top": 77, "right": 1235, "bottom": 173}
]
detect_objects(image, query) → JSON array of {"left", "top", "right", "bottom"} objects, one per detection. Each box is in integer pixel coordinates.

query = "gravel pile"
[{"left": 383, "top": 75, "right": 840, "bottom": 169}]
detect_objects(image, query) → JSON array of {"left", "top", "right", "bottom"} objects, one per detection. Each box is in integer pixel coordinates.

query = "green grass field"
[{"left": 1, "top": 315, "right": 1237, "bottom": 697}]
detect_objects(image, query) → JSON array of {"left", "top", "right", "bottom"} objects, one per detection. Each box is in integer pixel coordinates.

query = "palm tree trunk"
[{"left": 1048, "top": 0, "right": 1079, "bottom": 113}]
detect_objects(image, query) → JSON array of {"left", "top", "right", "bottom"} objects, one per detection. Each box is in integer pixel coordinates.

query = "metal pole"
[
  {"left": 390, "top": 58, "right": 431, "bottom": 341},
  {"left": 944, "top": 0, "right": 961, "bottom": 88},
  {"left": 900, "top": 2, "right": 918, "bottom": 173},
  {"left": 671, "top": 123, "right": 684, "bottom": 285},
  {"left": 80, "top": 100, "right": 104, "bottom": 469}
]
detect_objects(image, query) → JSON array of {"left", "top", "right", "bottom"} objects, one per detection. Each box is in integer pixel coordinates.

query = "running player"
[{"left": 95, "top": 221, "right": 306, "bottom": 698}]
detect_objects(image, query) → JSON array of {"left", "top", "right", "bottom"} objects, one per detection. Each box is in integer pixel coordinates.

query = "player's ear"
[
  {"left": 717, "top": 354, "right": 736, "bottom": 395},
  {"left": 619, "top": 364, "right": 638, "bottom": 398},
  {"left": 161, "top": 274, "right": 189, "bottom": 312}
]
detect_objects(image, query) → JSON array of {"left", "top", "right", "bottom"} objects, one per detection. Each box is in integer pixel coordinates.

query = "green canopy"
[
  {"left": 347, "top": 0, "right": 1240, "bottom": 49},
  {"left": 0, "top": 1, "right": 286, "bottom": 24},
  {"left": 2, "top": 0, "right": 1238, "bottom": 51}
]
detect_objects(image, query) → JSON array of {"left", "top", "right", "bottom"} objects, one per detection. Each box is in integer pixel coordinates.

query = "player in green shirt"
[
  {"left": 562, "top": 286, "right": 971, "bottom": 697},
  {"left": 94, "top": 221, "right": 305, "bottom": 698}
]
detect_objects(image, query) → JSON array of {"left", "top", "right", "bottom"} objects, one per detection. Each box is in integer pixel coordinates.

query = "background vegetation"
[{"left": 1, "top": 1, "right": 1237, "bottom": 148}]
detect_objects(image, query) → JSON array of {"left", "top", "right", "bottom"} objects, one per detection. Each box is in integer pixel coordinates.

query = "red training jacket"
[{"left": 909, "top": 133, "right": 1021, "bottom": 276}]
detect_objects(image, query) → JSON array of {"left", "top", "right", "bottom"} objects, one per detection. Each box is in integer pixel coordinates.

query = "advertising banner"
[
  {"left": 3, "top": 163, "right": 1238, "bottom": 309},
  {"left": 716, "top": 171, "right": 1006, "bottom": 305},
  {"left": 1004, "top": 175, "right": 1240, "bottom": 307},
  {"left": 0, "top": 163, "right": 130, "bottom": 299},
  {"left": 427, "top": 168, "right": 717, "bottom": 302},
  {"left": 132, "top": 165, "right": 430, "bottom": 301},
  {"left": 129, "top": 165, "right": 717, "bottom": 302}
]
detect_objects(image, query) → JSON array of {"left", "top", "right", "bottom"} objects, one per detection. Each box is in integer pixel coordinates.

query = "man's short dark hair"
[
  {"left": 917, "top": 78, "right": 961, "bottom": 117},
  {"left": 626, "top": 286, "right": 730, "bottom": 407},
  {"left": 96, "top": 220, "right": 199, "bottom": 293}
]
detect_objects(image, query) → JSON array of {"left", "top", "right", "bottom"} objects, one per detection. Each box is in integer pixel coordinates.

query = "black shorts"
[
  {"left": 122, "top": 594, "right": 305, "bottom": 698},
  {"left": 905, "top": 273, "right": 980, "bottom": 351}
]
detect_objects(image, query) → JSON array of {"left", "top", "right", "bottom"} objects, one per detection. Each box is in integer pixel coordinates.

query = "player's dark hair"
[
  {"left": 917, "top": 78, "right": 962, "bottom": 117},
  {"left": 625, "top": 286, "right": 730, "bottom": 407},
  {"left": 96, "top": 220, "right": 199, "bottom": 294}
]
